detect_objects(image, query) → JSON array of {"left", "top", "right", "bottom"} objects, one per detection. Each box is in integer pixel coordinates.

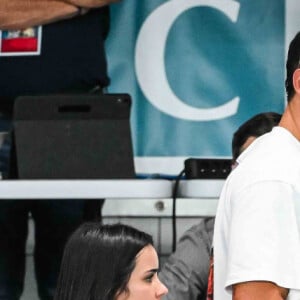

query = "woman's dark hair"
[
  {"left": 232, "top": 112, "right": 281, "bottom": 162},
  {"left": 285, "top": 31, "right": 300, "bottom": 101},
  {"left": 54, "top": 222, "right": 153, "bottom": 300}
]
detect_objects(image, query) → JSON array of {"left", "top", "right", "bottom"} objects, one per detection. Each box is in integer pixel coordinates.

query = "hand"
[{"left": 0, "top": 0, "right": 77, "bottom": 30}]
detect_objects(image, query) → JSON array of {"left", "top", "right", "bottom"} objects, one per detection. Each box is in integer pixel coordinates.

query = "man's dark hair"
[
  {"left": 286, "top": 31, "right": 300, "bottom": 101},
  {"left": 54, "top": 222, "right": 153, "bottom": 300},
  {"left": 232, "top": 112, "right": 281, "bottom": 161}
]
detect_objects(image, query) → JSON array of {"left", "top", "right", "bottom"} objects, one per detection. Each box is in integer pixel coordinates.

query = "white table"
[
  {"left": 178, "top": 179, "right": 225, "bottom": 198},
  {"left": 0, "top": 179, "right": 173, "bottom": 199},
  {"left": 177, "top": 179, "right": 226, "bottom": 216},
  {"left": 0, "top": 179, "right": 225, "bottom": 216}
]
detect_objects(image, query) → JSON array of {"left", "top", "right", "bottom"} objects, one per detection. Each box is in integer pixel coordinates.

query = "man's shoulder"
[{"left": 236, "top": 127, "right": 300, "bottom": 180}]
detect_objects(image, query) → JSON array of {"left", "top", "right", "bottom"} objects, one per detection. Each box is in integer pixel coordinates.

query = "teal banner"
[{"left": 106, "top": 0, "right": 285, "bottom": 173}]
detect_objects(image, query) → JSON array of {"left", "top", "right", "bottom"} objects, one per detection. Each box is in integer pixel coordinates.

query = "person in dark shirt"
[{"left": 0, "top": 1, "right": 119, "bottom": 299}]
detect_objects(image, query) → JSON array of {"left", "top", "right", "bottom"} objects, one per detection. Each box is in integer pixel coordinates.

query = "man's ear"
[{"left": 293, "top": 68, "right": 300, "bottom": 94}]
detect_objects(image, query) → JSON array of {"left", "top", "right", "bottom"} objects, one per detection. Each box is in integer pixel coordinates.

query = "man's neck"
[{"left": 279, "top": 96, "right": 300, "bottom": 141}]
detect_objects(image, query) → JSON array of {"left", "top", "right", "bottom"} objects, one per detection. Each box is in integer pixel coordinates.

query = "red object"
[
  {"left": 1, "top": 37, "right": 38, "bottom": 52},
  {"left": 206, "top": 253, "right": 214, "bottom": 300}
]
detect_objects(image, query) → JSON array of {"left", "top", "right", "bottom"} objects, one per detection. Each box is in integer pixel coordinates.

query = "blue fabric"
[{"left": 106, "top": 0, "right": 285, "bottom": 160}]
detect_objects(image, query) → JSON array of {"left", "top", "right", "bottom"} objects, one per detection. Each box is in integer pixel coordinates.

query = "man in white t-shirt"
[{"left": 213, "top": 32, "right": 300, "bottom": 299}]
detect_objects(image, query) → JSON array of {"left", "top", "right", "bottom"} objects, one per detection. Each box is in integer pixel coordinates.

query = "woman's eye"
[{"left": 144, "top": 274, "right": 154, "bottom": 283}]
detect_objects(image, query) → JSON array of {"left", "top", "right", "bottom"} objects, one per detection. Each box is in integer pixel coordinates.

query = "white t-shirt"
[{"left": 213, "top": 127, "right": 300, "bottom": 299}]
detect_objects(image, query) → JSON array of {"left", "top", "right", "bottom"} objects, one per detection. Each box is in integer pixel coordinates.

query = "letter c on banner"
[{"left": 135, "top": 0, "right": 240, "bottom": 121}]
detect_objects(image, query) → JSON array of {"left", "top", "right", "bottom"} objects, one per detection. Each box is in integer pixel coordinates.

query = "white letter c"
[{"left": 135, "top": 0, "right": 240, "bottom": 121}]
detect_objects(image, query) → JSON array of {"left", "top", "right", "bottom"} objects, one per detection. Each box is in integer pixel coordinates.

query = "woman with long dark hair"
[{"left": 54, "top": 222, "right": 168, "bottom": 300}]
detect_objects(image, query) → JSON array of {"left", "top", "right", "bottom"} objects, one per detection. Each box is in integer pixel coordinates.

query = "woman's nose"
[{"left": 156, "top": 278, "right": 168, "bottom": 297}]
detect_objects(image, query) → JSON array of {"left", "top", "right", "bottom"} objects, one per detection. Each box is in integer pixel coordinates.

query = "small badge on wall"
[{"left": 0, "top": 26, "right": 42, "bottom": 56}]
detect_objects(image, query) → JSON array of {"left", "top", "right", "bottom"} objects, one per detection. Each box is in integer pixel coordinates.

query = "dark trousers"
[
  {"left": 0, "top": 199, "right": 104, "bottom": 300},
  {"left": 0, "top": 200, "right": 85, "bottom": 300}
]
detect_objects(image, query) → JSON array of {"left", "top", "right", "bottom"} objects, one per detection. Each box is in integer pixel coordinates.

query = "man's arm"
[
  {"left": 233, "top": 281, "right": 289, "bottom": 300},
  {"left": 0, "top": 0, "right": 119, "bottom": 30},
  {"left": 64, "top": 0, "right": 120, "bottom": 8}
]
